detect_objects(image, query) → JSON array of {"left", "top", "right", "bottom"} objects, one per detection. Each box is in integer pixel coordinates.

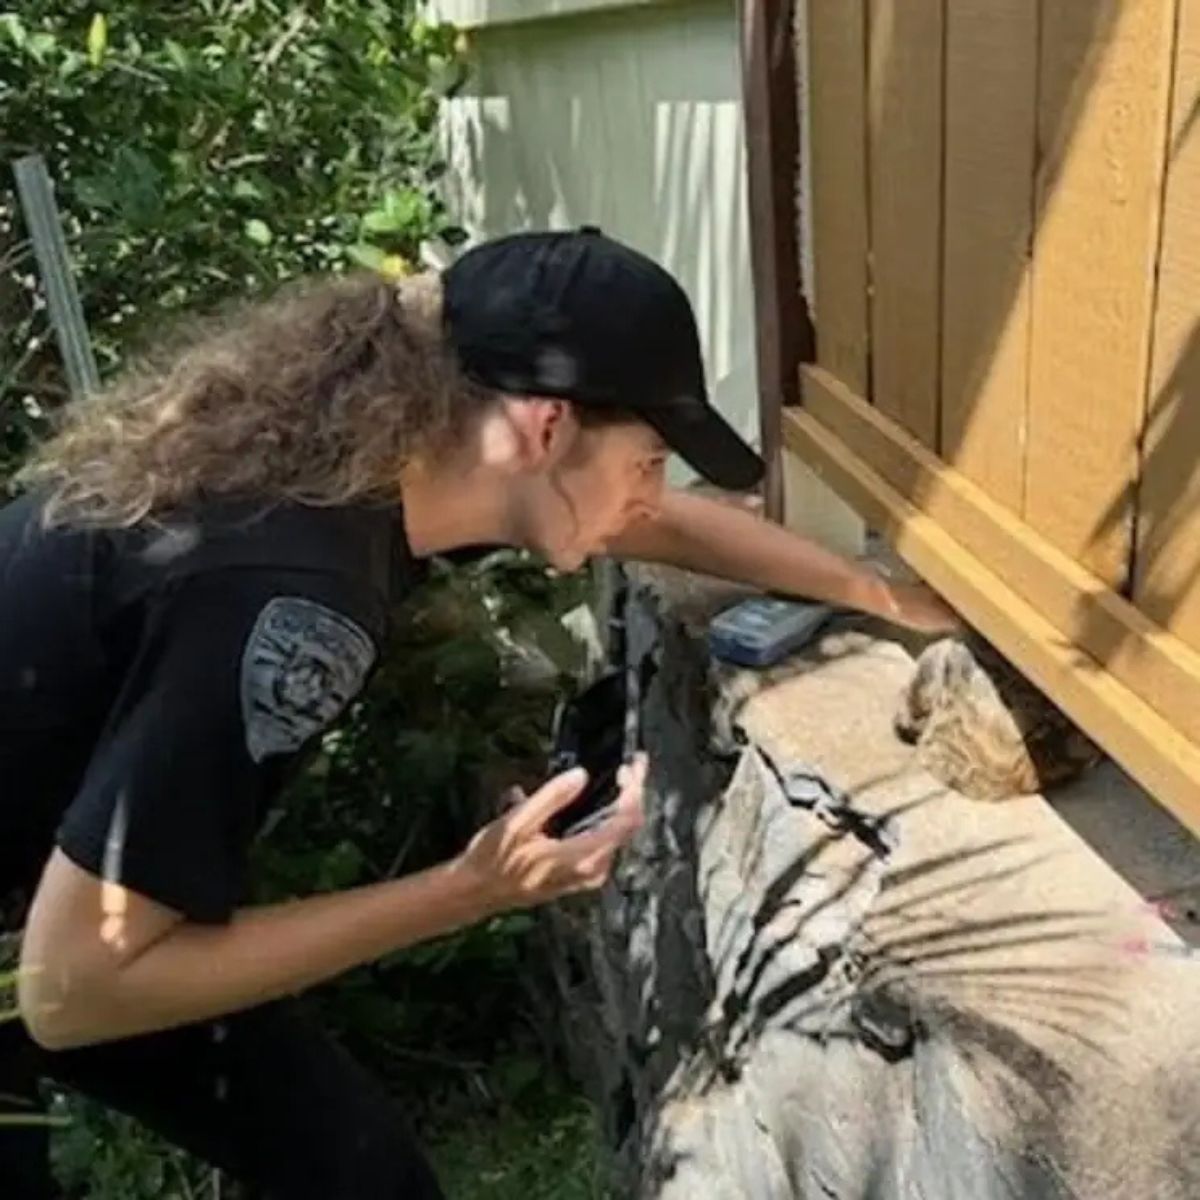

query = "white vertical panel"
[
  {"left": 439, "top": 2, "right": 758, "bottom": 474},
  {"left": 438, "top": 0, "right": 864, "bottom": 551}
]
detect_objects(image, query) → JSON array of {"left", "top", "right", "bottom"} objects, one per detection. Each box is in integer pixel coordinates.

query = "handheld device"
[
  {"left": 545, "top": 569, "right": 648, "bottom": 838},
  {"left": 545, "top": 668, "right": 633, "bottom": 838},
  {"left": 707, "top": 596, "right": 834, "bottom": 668}
]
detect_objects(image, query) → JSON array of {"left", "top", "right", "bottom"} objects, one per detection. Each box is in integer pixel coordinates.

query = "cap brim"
[{"left": 645, "top": 403, "right": 765, "bottom": 491}]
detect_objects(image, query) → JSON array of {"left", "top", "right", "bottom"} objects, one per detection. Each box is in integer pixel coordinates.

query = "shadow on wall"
[{"left": 440, "top": 1, "right": 760, "bottom": 460}]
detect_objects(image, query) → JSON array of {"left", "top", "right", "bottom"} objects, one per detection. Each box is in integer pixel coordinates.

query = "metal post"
[{"left": 12, "top": 154, "right": 100, "bottom": 399}]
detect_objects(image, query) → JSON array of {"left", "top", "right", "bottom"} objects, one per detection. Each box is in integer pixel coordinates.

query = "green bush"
[{"left": 1, "top": 0, "right": 466, "bottom": 482}]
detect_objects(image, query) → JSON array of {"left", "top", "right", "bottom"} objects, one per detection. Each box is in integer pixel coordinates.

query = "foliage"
[
  {"left": 250, "top": 553, "right": 595, "bottom": 905},
  {"left": 0, "top": 0, "right": 467, "bottom": 484},
  {"left": 247, "top": 551, "right": 600, "bottom": 1103},
  {"left": 51, "top": 1096, "right": 224, "bottom": 1200},
  {"left": 47, "top": 1055, "right": 612, "bottom": 1200},
  {"left": 427, "top": 1071, "right": 616, "bottom": 1200}
]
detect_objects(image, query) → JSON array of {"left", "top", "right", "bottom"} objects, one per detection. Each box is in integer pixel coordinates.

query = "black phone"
[
  {"left": 545, "top": 568, "right": 653, "bottom": 839},
  {"left": 545, "top": 668, "right": 631, "bottom": 839}
]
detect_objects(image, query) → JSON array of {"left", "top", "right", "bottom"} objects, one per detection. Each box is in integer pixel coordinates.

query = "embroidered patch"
[{"left": 240, "top": 597, "right": 377, "bottom": 763}]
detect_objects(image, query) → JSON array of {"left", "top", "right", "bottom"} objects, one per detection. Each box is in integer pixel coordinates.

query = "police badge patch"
[{"left": 240, "top": 597, "right": 377, "bottom": 764}]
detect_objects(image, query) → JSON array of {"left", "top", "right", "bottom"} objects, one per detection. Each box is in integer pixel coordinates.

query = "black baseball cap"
[{"left": 441, "top": 227, "right": 764, "bottom": 490}]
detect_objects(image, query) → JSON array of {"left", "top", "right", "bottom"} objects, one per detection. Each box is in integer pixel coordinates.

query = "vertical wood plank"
[
  {"left": 866, "top": 0, "right": 944, "bottom": 449},
  {"left": 794, "top": 0, "right": 817, "bottom": 341},
  {"left": 806, "top": 0, "right": 870, "bottom": 398},
  {"left": 940, "top": 0, "right": 1039, "bottom": 512},
  {"left": 737, "top": 0, "right": 812, "bottom": 520},
  {"left": 1135, "top": 0, "right": 1200, "bottom": 651},
  {"left": 1025, "top": 0, "right": 1177, "bottom": 587}
]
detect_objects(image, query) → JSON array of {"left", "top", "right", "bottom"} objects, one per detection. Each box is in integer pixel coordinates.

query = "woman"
[{"left": 1, "top": 227, "right": 955, "bottom": 1197}]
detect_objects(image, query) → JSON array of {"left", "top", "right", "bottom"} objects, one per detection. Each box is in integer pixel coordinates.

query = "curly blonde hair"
[{"left": 18, "top": 270, "right": 495, "bottom": 529}]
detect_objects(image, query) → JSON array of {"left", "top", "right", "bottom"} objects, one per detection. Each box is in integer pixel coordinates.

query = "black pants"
[{"left": 0, "top": 1000, "right": 445, "bottom": 1199}]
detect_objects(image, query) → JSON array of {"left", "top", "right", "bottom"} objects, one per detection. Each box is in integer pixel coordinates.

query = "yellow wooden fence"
[{"left": 778, "top": 0, "right": 1200, "bottom": 833}]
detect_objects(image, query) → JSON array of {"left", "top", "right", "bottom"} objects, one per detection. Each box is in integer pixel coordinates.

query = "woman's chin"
[{"left": 544, "top": 543, "right": 590, "bottom": 574}]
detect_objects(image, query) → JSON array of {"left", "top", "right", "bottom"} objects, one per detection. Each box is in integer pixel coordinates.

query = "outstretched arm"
[{"left": 606, "top": 488, "right": 959, "bottom": 634}]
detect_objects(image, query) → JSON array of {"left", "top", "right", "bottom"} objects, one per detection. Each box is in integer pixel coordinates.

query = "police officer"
[{"left": 1, "top": 228, "right": 956, "bottom": 1197}]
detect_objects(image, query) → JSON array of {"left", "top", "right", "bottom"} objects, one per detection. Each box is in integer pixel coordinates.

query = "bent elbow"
[
  {"left": 16, "top": 952, "right": 108, "bottom": 1052},
  {"left": 17, "top": 847, "right": 185, "bottom": 1050},
  {"left": 18, "top": 1006, "right": 75, "bottom": 1052},
  {"left": 18, "top": 990, "right": 112, "bottom": 1052}
]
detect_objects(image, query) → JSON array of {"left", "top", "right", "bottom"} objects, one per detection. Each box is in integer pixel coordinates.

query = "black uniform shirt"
[{"left": 0, "top": 490, "right": 425, "bottom": 927}]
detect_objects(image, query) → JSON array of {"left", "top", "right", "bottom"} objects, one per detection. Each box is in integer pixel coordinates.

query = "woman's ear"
[
  {"left": 499, "top": 396, "right": 572, "bottom": 468},
  {"left": 538, "top": 399, "right": 570, "bottom": 457}
]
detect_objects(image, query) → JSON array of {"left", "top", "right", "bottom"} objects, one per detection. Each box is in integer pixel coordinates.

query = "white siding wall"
[
  {"left": 434, "top": 0, "right": 756, "bottom": 485},
  {"left": 431, "top": 0, "right": 864, "bottom": 552}
]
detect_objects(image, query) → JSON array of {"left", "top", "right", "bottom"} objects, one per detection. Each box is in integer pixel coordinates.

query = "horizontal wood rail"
[{"left": 784, "top": 369, "right": 1200, "bottom": 838}]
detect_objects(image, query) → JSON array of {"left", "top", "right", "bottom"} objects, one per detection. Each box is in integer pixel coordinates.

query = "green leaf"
[
  {"left": 75, "top": 147, "right": 163, "bottom": 226},
  {"left": 163, "top": 38, "right": 189, "bottom": 72},
  {"left": 491, "top": 912, "right": 535, "bottom": 937},
  {"left": 26, "top": 30, "right": 56, "bottom": 61},
  {"left": 232, "top": 177, "right": 264, "bottom": 201},
  {"left": 492, "top": 1054, "right": 541, "bottom": 1101},
  {"left": 0, "top": 13, "right": 27, "bottom": 50},
  {"left": 361, "top": 187, "right": 429, "bottom": 235},
  {"left": 315, "top": 840, "right": 366, "bottom": 891},
  {"left": 58, "top": 48, "right": 85, "bottom": 79},
  {"left": 87, "top": 12, "right": 107, "bottom": 67},
  {"left": 244, "top": 218, "right": 272, "bottom": 246},
  {"left": 344, "top": 241, "right": 389, "bottom": 272}
]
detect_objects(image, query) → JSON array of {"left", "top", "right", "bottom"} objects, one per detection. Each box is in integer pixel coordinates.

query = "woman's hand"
[
  {"left": 874, "top": 578, "right": 962, "bottom": 635},
  {"left": 457, "top": 755, "right": 648, "bottom": 913}
]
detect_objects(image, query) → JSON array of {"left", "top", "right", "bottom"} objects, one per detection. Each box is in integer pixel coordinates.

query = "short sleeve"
[{"left": 55, "top": 570, "right": 380, "bottom": 923}]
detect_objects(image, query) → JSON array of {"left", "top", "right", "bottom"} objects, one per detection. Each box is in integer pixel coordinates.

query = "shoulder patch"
[{"left": 240, "top": 596, "right": 377, "bottom": 764}]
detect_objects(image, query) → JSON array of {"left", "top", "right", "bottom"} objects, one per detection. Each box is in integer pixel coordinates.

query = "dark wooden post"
[{"left": 736, "top": 0, "right": 815, "bottom": 521}]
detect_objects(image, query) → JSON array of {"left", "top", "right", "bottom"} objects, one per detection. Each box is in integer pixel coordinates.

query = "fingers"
[
  {"left": 508, "top": 766, "right": 589, "bottom": 837},
  {"left": 562, "top": 773, "right": 645, "bottom": 865},
  {"left": 556, "top": 835, "right": 624, "bottom": 895},
  {"left": 574, "top": 807, "right": 643, "bottom": 884},
  {"left": 491, "top": 754, "right": 649, "bottom": 903},
  {"left": 497, "top": 785, "right": 526, "bottom": 816},
  {"left": 567, "top": 806, "right": 640, "bottom": 855},
  {"left": 569, "top": 851, "right": 617, "bottom": 893}
]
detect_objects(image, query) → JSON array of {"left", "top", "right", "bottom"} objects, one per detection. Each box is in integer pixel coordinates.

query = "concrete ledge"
[{"left": 541, "top": 563, "right": 1200, "bottom": 1198}]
